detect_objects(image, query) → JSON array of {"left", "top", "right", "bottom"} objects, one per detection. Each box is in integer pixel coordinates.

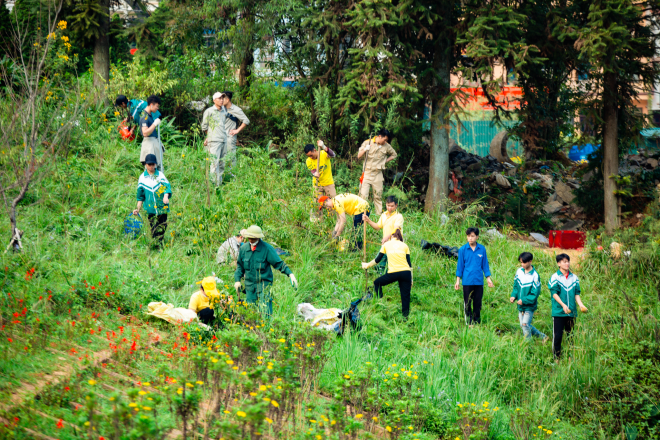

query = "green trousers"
[{"left": 245, "top": 285, "right": 273, "bottom": 316}]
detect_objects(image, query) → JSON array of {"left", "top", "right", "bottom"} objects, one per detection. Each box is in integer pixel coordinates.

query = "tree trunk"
[
  {"left": 602, "top": 71, "right": 619, "bottom": 233},
  {"left": 424, "top": 42, "right": 451, "bottom": 213},
  {"left": 93, "top": 0, "right": 111, "bottom": 90},
  {"left": 238, "top": 49, "right": 254, "bottom": 91}
]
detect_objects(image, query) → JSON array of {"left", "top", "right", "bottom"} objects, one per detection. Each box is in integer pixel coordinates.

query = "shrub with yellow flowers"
[
  {"left": 509, "top": 407, "right": 556, "bottom": 440},
  {"left": 448, "top": 401, "right": 499, "bottom": 440}
]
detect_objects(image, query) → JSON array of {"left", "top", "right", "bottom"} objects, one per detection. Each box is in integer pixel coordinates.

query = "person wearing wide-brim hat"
[
  {"left": 234, "top": 225, "right": 298, "bottom": 316},
  {"left": 188, "top": 276, "right": 221, "bottom": 325}
]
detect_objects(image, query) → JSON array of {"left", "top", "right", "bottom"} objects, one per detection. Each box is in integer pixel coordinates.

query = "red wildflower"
[
  {"left": 65, "top": 386, "right": 70, "bottom": 391},
  {"left": 7, "top": 338, "right": 12, "bottom": 343},
  {"left": 56, "top": 419, "right": 63, "bottom": 429},
  {"left": 90, "top": 330, "right": 94, "bottom": 335},
  {"left": 90, "top": 286, "right": 95, "bottom": 290},
  {"left": 24, "top": 346, "right": 28, "bottom": 351},
  {"left": 117, "top": 307, "right": 121, "bottom": 312},
  {"left": 39, "top": 296, "right": 43, "bottom": 300}
]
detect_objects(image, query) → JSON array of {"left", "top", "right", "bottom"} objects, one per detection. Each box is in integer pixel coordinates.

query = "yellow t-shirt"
[
  {"left": 377, "top": 211, "right": 404, "bottom": 238},
  {"left": 188, "top": 290, "right": 215, "bottom": 313},
  {"left": 333, "top": 194, "right": 368, "bottom": 216},
  {"left": 306, "top": 150, "right": 334, "bottom": 187},
  {"left": 379, "top": 239, "right": 411, "bottom": 273}
]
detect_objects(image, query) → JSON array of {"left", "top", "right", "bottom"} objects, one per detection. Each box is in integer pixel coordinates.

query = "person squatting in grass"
[
  {"left": 455, "top": 227, "right": 494, "bottom": 327},
  {"left": 548, "top": 253, "right": 588, "bottom": 359},
  {"left": 363, "top": 195, "right": 404, "bottom": 274},
  {"left": 510, "top": 252, "right": 548, "bottom": 343},
  {"left": 305, "top": 141, "right": 336, "bottom": 220},
  {"left": 133, "top": 154, "right": 172, "bottom": 247},
  {"left": 202, "top": 92, "right": 228, "bottom": 186},
  {"left": 234, "top": 225, "right": 298, "bottom": 316},
  {"left": 319, "top": 193, "right": 370, "bottom": 250},
  {"left": 357, "top": 128, "right": 397, "bottom": 216},
  {"left": 139, "top": 95, "right": 165, "bottom": 172},
  {"left": 220, "top": 91, "right": 250, "bottom": 168},
  {"left": 362, "top": 228, "right": 412, "bottom": 318},
  {"left": 216, "top": 232, "right": 244, "bottom": 266},
  {"left": 189, "top": 276, "right": 221, "bottom": 325}
]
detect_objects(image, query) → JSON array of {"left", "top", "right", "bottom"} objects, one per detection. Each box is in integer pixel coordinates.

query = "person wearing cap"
[
  {"left": 202, "top": 93, "right": 228, "bottom": 186},
  {"left": 189, "top": 276, "right": 221, "bottom": 325},
  {"left": 133, "top": 153, "right": 172, "bottom": 246},
  {"left": 357, "top": 128, "right": 397, "bottom": 215},
  {"left": 216, "top": 233, "right": 244, "bottom": 266},
  {"left": 220, "top": 92, "right": 250, "bottom": 167},
  {"left": 233, "top": 225, "right": 298, "bottom": 316},
  {"left": 139, "top": 95, "right": 165, "bottom": 172},
  {"left": 361, "top": 228, "right": 412, "bottom": 318},
  {"left": 319, "top": 193, "right": 370, "bottom": 250}
]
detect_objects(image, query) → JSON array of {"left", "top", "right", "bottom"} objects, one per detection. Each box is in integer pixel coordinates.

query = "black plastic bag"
[{"left": 421, "top": 239, "right": 459, "bottom": 259}]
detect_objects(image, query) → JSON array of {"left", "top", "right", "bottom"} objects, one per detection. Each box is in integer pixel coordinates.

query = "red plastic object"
[
  {"left": 118, "top": 120, "right": 136, "bottom": 142},
  {"left": 548, "top": 230, "right": 586, "bottom": 249},
  {"left": 130, "top": 48, "right": 138, "bottom": 55}
]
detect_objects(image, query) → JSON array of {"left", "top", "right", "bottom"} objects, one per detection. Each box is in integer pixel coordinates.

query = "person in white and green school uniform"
[
  {"left": 510, "top": 252, "right": 547, "bottom": 343},
  {"left": 548, "top": 253, "right": 588, "bottom": 359},
  {"left": 133, "top": 154, "right": 172, "bottom": 247}
]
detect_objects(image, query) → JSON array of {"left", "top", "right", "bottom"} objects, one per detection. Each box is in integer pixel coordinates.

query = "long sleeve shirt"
[
  {"left": 234, "top": 240, "right": 292, "bottom": 294},
  {"left": 548, "top": 270, "right": 581, "bottom": 318},
  {"left": 222, "top": 104, "right": 250, "bottom": 132},
  {"left": 456, "top": 243, "right": 491, "bottom": 286},
  {"left": 511, "top": 267, "right": 541, "bottom": 312},
  {"left": 136, "top": 170, "right": 172, "bottom": 215},
  {"left": 359, "top": 138, "right": 397, "bottom": 172},
  {"left": 306, "top": 148, "right": 336, "bottom": 187},
  {"left": 216, "top": 237, "right": 241, "bottom": 264},
  {"left": 201, "top": 106, "right": 227, "bottom": 143}
]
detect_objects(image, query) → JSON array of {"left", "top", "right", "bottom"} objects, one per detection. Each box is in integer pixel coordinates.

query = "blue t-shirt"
[
  {"left": 139, "top": 112, "right": 158, "bottom": 138},
  {"left": 456, "top": 243, "right": 491, "bottom": 286}
]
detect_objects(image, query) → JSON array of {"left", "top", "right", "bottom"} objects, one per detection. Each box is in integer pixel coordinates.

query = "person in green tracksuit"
[
  {"left": 548, "top": 253, "right": 588, "bottom": 359},
  {"left": 510, "top": 252, "right": 547, "bottom": 342},
  {"left": 233, "top": 225, "right": 298, "bottom": 316}
]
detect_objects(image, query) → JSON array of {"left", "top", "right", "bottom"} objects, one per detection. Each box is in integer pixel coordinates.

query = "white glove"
[
  {"left": 234, "top": 281, "right": 241, "bottom": 291},
  {"left": 363, "top": 144, "right": 370, "bottom": 152},
  {"left": 152, "top": 118, "right": 162, "bottom": 127},
  {"left": 289, "top": 274, "right": 298, "bottom": 289},
  {"left": 362, "top": 260, "right": 376, "bottom": 270}
]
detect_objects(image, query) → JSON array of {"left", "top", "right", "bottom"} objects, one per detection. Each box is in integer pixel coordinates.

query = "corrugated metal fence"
[{"left": 449, "top": 121, "right": 523, "bottom": 158}]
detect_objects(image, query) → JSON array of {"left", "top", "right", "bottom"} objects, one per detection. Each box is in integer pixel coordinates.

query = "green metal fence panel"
[{"left": 449, "top": 121, "right": 522, "bottom": 158}]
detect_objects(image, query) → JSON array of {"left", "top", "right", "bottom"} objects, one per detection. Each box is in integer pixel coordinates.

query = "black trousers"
[
  {"left": 198, "top": 307, "right": 214, "bottom": 325},
  {"left": 147, "top": 214, "right": 168, "bottom": 243},
  {"left": 352, "top": 211, "right": 369, "bottom": 250},
  {"left": 553, "top": 316, "right": 575, "bottom": 359},
  {"left": 463, "top": 285, "right": 484, "bottom": 325},
  {"left": 374, "top": 271, "right": 412, "bottom": 317}
]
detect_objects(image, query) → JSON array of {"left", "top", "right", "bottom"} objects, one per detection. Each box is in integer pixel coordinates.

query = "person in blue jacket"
[{"left": 454, "top": 227, "right": 494, "bottom": 327}]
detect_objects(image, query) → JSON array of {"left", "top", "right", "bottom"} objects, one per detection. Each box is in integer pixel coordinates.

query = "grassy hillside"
[{"left": 1, "top": 117, "right": 659, "bottom": 440}]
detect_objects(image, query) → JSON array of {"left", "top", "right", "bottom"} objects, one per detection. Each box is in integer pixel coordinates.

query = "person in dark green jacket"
[
  {"left": 233, "top": 225, "right": 298, "bottom": 316},
  {"left": 510, "top": 252, "right": 547, "bottom": 342},
  {"left": 548, "top": 253, "right": 588, "bottom": 359}
]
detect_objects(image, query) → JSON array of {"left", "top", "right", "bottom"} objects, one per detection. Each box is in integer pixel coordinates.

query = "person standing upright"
[
  {"left": 139, "top": 95, "right": 164, "bottom": 172},
  {"left": 220, "top": 91, "right": 250, "bottom": 168},
  {"left": 305, "top": 140, "right": 336, "bottom": 220},
  {"left": 133, "top": 154, "right": 172, "bottom": 247},
  {"left": 202, "top": 93, "right": 228, "bottom": 186},
  {"left": 357, "top": 128, "right": 397, "bottom": 215},
  {"left": 362, "top": 195, "right": 404, "bottom": 273},
  {"left": 454, "top": 227, "right": 494, "bottom": 327}
]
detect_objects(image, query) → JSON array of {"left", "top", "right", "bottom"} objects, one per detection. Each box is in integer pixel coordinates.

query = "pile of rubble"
[{"left": 618, "top": 149, "right": 660, "bottom": 176}]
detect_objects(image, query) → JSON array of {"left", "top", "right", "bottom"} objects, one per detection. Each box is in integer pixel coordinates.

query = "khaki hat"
[
  {"left": 213, "top": 92, "right": 224, "bottom": 100},
  {"left": 240, "top": 225, "right": 265, "bottom": 239},
  {"left": 196, "top": 276, "right": 220, "bottom": 297}
]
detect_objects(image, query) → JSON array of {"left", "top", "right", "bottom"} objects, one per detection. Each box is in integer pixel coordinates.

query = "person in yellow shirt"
[
  {"left": 363, "top": 195, "right": 404, "bottom": 273},
  {"left": 357, "top": 129, "right": 397, "bottom": 215},
  {"left": 361, "top": 229, "right": 412, "bottom": 318},
  {"left": 188, "top": 276, "right": 221, "bottom": 325},
  {"left": 305, "top": 140, "right": 337, "bottom": 220},
  {"left": 319, "top": 193, "right": 369, "bottom": 250}
]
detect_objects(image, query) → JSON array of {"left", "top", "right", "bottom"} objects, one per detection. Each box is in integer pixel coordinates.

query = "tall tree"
[{"left": 558, "top": 0, "right": 660, "bottom": 232}]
